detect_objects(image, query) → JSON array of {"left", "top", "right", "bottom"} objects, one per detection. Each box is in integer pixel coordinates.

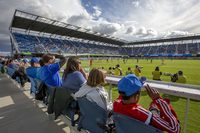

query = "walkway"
[{"left": 0, "top": 74, "right": 69, "bottom": 133}]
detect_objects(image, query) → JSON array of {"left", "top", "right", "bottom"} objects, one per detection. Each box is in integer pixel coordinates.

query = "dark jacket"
[{"left": 47, "top": 87, "right": 74, "bottom": 119}]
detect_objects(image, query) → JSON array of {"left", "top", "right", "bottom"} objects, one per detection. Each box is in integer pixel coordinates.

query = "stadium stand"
[
  {"left": 9, "top": 10, "right": 200, "bottom": 57},
  {"left": 12, "top": 32, "right": 120, "bottom": 55}
]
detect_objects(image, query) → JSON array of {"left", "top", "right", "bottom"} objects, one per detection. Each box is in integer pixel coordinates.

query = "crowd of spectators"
[{"left": 0, "top": 56, "right": 182, "bottom": 133}]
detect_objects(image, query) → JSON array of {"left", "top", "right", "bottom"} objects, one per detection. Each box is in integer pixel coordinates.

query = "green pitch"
[
  {"left": 80, "top": 59, "right": 200, "bottom": 85},
  {"left": 78, "top": 59, "right": 200, "bottom": 133}
]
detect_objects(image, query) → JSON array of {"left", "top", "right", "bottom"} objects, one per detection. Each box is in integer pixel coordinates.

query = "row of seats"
[
  {"left": 124, "top": 43, "right": 200, "bottom": 56},
  {"left": 13, "top": 32, "right": 200, "bottom": 56},
  {"left": 12, "top": 33, "right": 120, "bottom": 55},
  {"left": 1, "top": 63, "right": 162, "bottom": 133}
]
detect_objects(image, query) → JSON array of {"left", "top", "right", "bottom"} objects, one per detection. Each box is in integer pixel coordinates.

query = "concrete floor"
[{"left": 0, "top": 74, "right": 69, "bottom": 133}]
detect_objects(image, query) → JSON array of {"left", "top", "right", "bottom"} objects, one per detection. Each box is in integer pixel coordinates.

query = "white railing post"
[{"left": 183, "top": 98, "right": 190, "bottom": 133}]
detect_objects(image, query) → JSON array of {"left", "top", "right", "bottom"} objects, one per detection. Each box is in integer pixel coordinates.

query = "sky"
[{"left": 0, "top": 0, "right": 200, "bottom": 52}]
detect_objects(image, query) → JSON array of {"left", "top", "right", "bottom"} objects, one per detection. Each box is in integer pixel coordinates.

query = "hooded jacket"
[{"left": 75, "top": 84, "right": 112, "bottom": 111}]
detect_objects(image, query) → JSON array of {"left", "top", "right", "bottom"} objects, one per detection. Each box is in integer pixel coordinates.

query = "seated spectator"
[
  {"left": 12, "top": 61, "right": 28, "bottom": 87},
  {"left": 113, "top": 74, "right": 180, "bottom": 133},
  {"left": 62, "top": 56, "right": 86, "bottom": 93},
  {"left": 7, "top": 59, "right": 19, "bottom": 70},
  {"left": 26, "top": 57, "right": 40, "bottom": 79},
  {"left": 75, "top": 68, "right": 112, "bottom": 111},
  {"left": 152, "top": 66, "right": 162, "bottom": 81},
  {"left": 176, "top": 70, "right": 186, "bottom": 84},
  {"left": 22, "top": 59, "right": 30, "bottom": 68},
  {"left": 40, "top": 54, "right": 66, "bottom": 87},
  {"left": 1, "top": 61, "right": 7, "bottom": 74},
  {"left": 114, "top": 64, "right": 122, "bottom": 76},
  {"left": 126, "top": 67, "right": 133, "bottom": 75}
]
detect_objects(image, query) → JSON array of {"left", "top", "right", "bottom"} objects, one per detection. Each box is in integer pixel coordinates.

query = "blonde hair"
[{"left": 87, "top": 68, "right": 105, "bottom": 87}]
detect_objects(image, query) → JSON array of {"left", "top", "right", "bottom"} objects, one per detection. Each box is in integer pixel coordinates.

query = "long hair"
[
  {"left": 63, "top": 56, "right": 80, "bottom": 80},
  {"left": 87, "top": 68, "right": 105, "bottom": 87}
]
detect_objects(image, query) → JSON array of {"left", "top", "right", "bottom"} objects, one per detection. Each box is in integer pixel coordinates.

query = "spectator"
[
  {"left": 176, "top": 71, "right": 186, "bottom": 84},
  {"left": 12, "top": 61, "right": 28, "bottom": 87},
  {"left": 40, "top": 54, "right": 66, "bottom": 87},
  {"left": 62, "top": 56, "right": 86, "bottom": 93},
  {"left": 7, "top": 59, "right": 19, "bottom": 70},
  {"left": 75, "top": 68, "right": 112, "bottom": 111},
  {"left": 26, "top": 57, "right": 40, "bottom": 79},
  {"left": 114, "top": 64, "right": 122, "bottom": 76},
  {"left": 152, "top": 66, "right": 162, "bottom": 81},
  {"left": 1, "top": 61, "right": 7, "bottom": 74},
  {"left": 22, "top": 59, "right": 30, "bottom": 68},
  {"left": 113, "top": 74, "right": 180, "bottom": 133},
  {"left": 126, "top": 67, "right": 133, "bottom": 75},
  {"left": 36, "top": 59, "right": 45, "bottom": 80},
  {"left": 134, "top": 65, "right": 142, "bottom": 77}
]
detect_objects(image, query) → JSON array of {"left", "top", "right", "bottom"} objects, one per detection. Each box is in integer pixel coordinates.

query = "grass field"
[{"left": 78, "top": 59, "right": 200, "bottom": 133}]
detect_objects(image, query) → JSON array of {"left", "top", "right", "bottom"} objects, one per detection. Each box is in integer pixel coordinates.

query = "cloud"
[
  {"left": 132, "top": 1, "right": 140, "bottom": 7},
  {"left": 93, "top": 6, "right": 102, "bottom": 17},
  {"left": 92, "top": 22, "right": 121, "bottom": 35},
  {"left": 136, "top": 27, "right": 147, "bottom": 35},
  {"left": 126, "top": 26, "right": 136, "bottom": 34},
  {"left": 146, "top": 28, "right": 158, "bottom": 36},
  {"left": 67, "top": 14, "right": 92, "bottom": 28},
  {"left": 0, "top": 0, "right": 89, "bottom": 51}
]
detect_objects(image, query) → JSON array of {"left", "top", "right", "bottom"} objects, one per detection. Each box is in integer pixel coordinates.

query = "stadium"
[{"left": 0, "top": 5, "right": 200, "bottom": 133}]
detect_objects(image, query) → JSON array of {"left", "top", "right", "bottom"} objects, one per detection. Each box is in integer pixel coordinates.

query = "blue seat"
[
  {"left": 77, "top": 97, "right": 107, "bottom": 133},
  {"left": 7, "top": 67, "right": 15, "bottom": 77},
  {"left": 113, "top": 113, "right": 163, "bottom": 133}
]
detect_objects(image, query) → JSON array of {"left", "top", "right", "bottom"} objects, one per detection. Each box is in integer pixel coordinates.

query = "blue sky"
[{"left": 0, "top": 0, "right": 200, "bottom": 52}]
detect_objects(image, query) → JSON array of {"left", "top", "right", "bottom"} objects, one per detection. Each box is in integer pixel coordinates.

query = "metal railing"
[{"left": 105, "top": 75, "right": 200, "bottom": 133}]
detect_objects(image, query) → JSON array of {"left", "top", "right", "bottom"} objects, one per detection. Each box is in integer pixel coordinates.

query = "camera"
[{"left": 171, "top": 73, "right": 178, "bottom": 82}]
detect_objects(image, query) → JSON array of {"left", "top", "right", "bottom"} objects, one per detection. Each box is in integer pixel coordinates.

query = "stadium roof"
[
  {"left": 128, "top": 35, "right": 200, "bottom": 45},
  {"left": 10, "top": 10, "right": 200, "bottom": 46},
  {"left": 10, "top": 10, "right": 126, "bottom": 46}
]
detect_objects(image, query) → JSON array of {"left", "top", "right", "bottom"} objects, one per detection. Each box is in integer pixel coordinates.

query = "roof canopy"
[
  {"left": 10, "top": 10, "right": 200, "bottom": 46},
  {"left": 10, "top": 10, "right": 125, "bottom": 46}
]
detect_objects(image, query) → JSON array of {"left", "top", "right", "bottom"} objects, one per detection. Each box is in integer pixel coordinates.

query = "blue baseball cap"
[
  {"left": 118, "top": 74, "right": 146, "bottom": 96},
  {"left": 30, "top": 57, "right": 39, "bottom": 63}
]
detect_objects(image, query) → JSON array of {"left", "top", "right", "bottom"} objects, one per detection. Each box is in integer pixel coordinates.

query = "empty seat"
[{"left": 77, "top": 97, "right": 107, "bottom": 133}]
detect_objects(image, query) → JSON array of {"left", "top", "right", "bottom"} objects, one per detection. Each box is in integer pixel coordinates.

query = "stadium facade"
[{"left": 9, "top": 10, "right": 200, "bottom": 57}]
